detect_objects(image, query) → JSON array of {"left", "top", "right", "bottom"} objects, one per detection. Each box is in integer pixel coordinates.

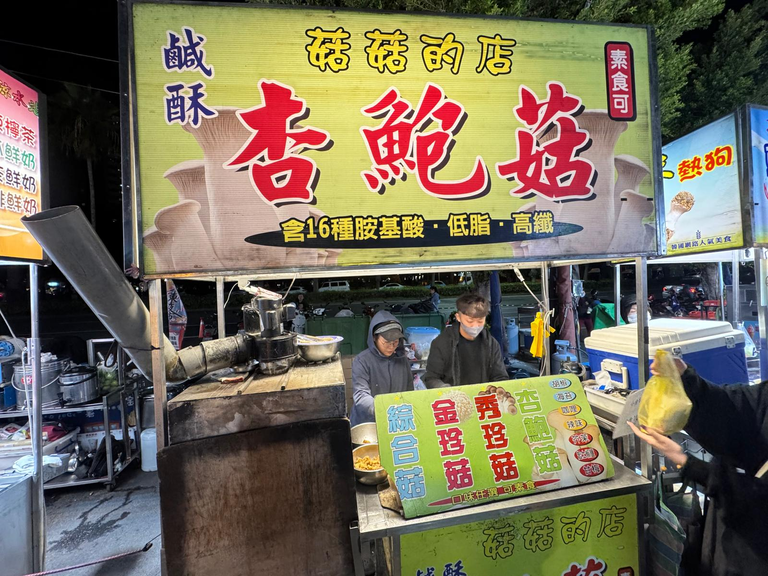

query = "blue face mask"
[{"left": 461, "top": 323, "right": 484, "bottom": 338}]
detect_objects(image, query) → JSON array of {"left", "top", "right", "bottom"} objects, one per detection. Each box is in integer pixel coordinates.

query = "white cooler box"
[{"left": 585, "top": 319, "right": 748, "bottom": 389}]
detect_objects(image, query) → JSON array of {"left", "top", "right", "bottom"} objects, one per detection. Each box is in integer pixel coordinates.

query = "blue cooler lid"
[{"left": 405, "top": 327, "right": 440, "bottom": 335}]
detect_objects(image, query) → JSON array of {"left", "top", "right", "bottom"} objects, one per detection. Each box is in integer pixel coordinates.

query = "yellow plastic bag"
[{"left": 638, "top": 350, "right": 692, "bottom": 434}]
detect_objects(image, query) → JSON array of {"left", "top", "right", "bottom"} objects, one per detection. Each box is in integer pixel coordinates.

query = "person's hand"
[
  {"left": 650, "top": 357, "right": 687, "bottom": 377},
  {"left": 627, "top": 421, "right": 688, "bottom": 467}
]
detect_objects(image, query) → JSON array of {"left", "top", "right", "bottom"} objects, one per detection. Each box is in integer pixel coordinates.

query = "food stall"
[
  {"left": 357, "top": 376, "right": 650, "bottom": 575},
  {"left": 19, "top": 1, "right": 664, "bottom": 574}
]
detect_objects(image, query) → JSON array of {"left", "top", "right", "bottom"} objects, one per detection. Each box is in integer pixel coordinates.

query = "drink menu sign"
[
  {"left": 0, "top": 67, "right": 44, "bottom": 262},
  {"left": 374, "top": 375, "right": 614, "bottom": 519}
]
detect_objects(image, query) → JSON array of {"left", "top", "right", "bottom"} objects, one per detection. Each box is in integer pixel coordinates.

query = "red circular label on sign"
[
  {"left": 580, "top": 463, "right": 605, "bottom": 477},
  {"left": 568, "top": 432, "right": 593, "bottom": 446},
  {"left": 574, "top": 447, "right": 599, "bottom": 462}
]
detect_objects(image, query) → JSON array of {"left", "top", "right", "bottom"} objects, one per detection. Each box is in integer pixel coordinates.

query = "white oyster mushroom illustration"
[
  {"left": 612, "top": 155, "right": 652, "bottom": 220},
  {"left": 607, "top": 189, "right": 655, "bottom": 253},
  {"left": 556, "top": 110, "right": 627, "bottom": 255},
  {"left": 510, "top": 110, "right": 658, "bottom": 257},
  {"left": 607, "top": 155, "right": 653, "bottom": 253},
  {"left": 154, "top": 200, "right": 221, "bottom": 271},
  {"left": 182, "top": 107, "right": 286, "bottom": 269},
  {"left": 324, "top": 248, "right": 343, "bottom": 266},
  {"left": 143, "top": 226, "right": 173, "bottom": 272},
  {"left": 163, "top": 160, "right": 211, "bottom": 237}
]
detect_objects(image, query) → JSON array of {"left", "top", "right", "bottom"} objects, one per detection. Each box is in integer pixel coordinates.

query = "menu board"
[
  {"left": 0, "top": 67, "right": 44, "bottom": 262},
  {"left": 374, "top": 375, "right": 614, "bottom": 519}
]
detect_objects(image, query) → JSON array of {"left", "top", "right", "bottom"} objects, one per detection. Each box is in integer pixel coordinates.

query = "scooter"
[
  {"left": 334, "top": 304, "right": 355, "bottom": 318},
  {"left": 291, "top": 311, "right": 307, "bottom": 334},
  {"left": 649, "top": 292, "right": 684, "bottom": 317}
]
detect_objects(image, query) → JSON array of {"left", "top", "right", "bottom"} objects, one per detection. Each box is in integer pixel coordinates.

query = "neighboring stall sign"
[
  {"left": 401, "top": 494, "right": 639, "bottom": 576},
  {"left": 750, "top": 105, "right": 768, "bottom": 245},
  {"left": 0, "top": 67, "right": 44, "bottom": 262},
  {"left": 129, "top": 2, "right": 660, "bottom": 277},
  {"left": 374, "top": 375, "right": 614, "bottom": 519},
  {"left": 662, "top": 113, "right": 743, "bottom": 255}
]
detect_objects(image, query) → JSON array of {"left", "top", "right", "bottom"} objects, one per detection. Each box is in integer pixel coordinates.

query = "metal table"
[{"left": 351, "top": 461, "right": 652, "bottom": 576}]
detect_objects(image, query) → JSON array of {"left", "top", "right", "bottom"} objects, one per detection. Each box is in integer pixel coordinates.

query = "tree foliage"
[
  {"left": 48, "top": 84, "right": 119, "bottom": 160},
  {"left": 248, "top": 0, "right": 768, "bottom": 140},
  {"left": 674, "top": 0, "right": 768, "bottom": 135}
]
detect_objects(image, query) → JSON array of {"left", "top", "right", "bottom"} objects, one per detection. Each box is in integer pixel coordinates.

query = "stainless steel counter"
[{"left": 355, "top": 459, "right": 650, "bottom": 540}]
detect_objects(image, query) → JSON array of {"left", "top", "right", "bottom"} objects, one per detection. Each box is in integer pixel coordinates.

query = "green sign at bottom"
[{"left": 401, "top": 493, "right": 638, "bottom": 576}]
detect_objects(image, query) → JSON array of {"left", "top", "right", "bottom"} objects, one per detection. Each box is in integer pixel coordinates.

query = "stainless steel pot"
[
  {"left": 12, "top": 358, "right": 69, "bottom": 408},
  {"left": 59, "top": 365, "right": 100, "bottom": 405},
  {"left": 141, "top": 384, "right": 185, "bottom": 428}
]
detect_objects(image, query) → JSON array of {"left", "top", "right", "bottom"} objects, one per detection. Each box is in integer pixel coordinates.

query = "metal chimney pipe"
[
  {"left": 22, "top": 206, "right": 188, "bottom": 381},
  {"left": 22, "top": 208, "right": 254, "bottom": 381}
]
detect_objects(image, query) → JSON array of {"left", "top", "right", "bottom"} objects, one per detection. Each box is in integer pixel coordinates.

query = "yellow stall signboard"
[
  {"left": 131, "top": 2, "right": 659, "bottom": 276},
  {"left": 400, "top": 493, "right": 639, "bottom": 576}
]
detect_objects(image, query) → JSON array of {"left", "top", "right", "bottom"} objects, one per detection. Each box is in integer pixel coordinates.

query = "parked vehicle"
[
  {"left": 458, "top": 272, "right": 473, "bottom": 285},
  {"left": 319, "top": 280, "right": 350, "bottom": 292},
  {"left": 311, "top": 306, "right": 327, "bottom": 318},
  {"left": 291, "top": 312, "right": 307, "bottom": 334},
  {"left": 650, "top": 291, "right": 684, "bottom": 317},
  {"left": 334, "top": 305, "right": 355, "bottom": 318}
]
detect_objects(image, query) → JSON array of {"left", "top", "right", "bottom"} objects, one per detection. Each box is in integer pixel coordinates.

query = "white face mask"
[
  {"left": 627, "top": 312, "right": 651, "bottom": 324},
  {"left": 461, "top": 324, "right": 484, "bottom": 338}
]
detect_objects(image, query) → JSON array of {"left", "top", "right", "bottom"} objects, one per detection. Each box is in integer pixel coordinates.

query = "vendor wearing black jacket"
[
  {"left": 423, "top": 293, "right": 508, "bottom": 388},
  {"left": 629, "top": 359, "right": 768, "bottom": 576}
]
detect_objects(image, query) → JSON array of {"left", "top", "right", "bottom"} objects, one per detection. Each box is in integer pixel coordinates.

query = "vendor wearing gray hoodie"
[{"left": 350, "top": 311, "right": 413, "bottom": 426}]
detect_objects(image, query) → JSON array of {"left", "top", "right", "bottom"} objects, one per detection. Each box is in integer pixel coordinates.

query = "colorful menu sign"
[
  {"left": 374, "top": 375, "right": 614, "bottom": 520},
  {"left": 401, "top": 494, "right": 639, "bottom": 576},
  {"left": 130, "top": 2, "right": 658, "bottom": 278},
  {"left": 0, "top": 67, "right": 44, "bottom": 262},
  {"left": 661, "top": 113, "right": 743, "bottom": 255}
]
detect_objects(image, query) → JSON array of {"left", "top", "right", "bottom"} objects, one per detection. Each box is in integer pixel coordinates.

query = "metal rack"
[{"left": 0, "top": 379, "right": 143, "bottom": 491}]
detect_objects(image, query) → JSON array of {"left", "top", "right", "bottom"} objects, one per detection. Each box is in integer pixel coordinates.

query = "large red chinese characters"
[
  {"left": 360, "top": 83, "right": 488, "bottom": 198},
  {"left": 496, "top": 81, "right": 596, "bottom": 201},
  {"left": 227, "top": 80, "right": 331, "bottom": 204}
]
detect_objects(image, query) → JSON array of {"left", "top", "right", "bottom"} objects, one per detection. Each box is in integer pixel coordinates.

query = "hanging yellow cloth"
[{"left": 530, "top": 311, "right": 555, "bottom": 358}]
